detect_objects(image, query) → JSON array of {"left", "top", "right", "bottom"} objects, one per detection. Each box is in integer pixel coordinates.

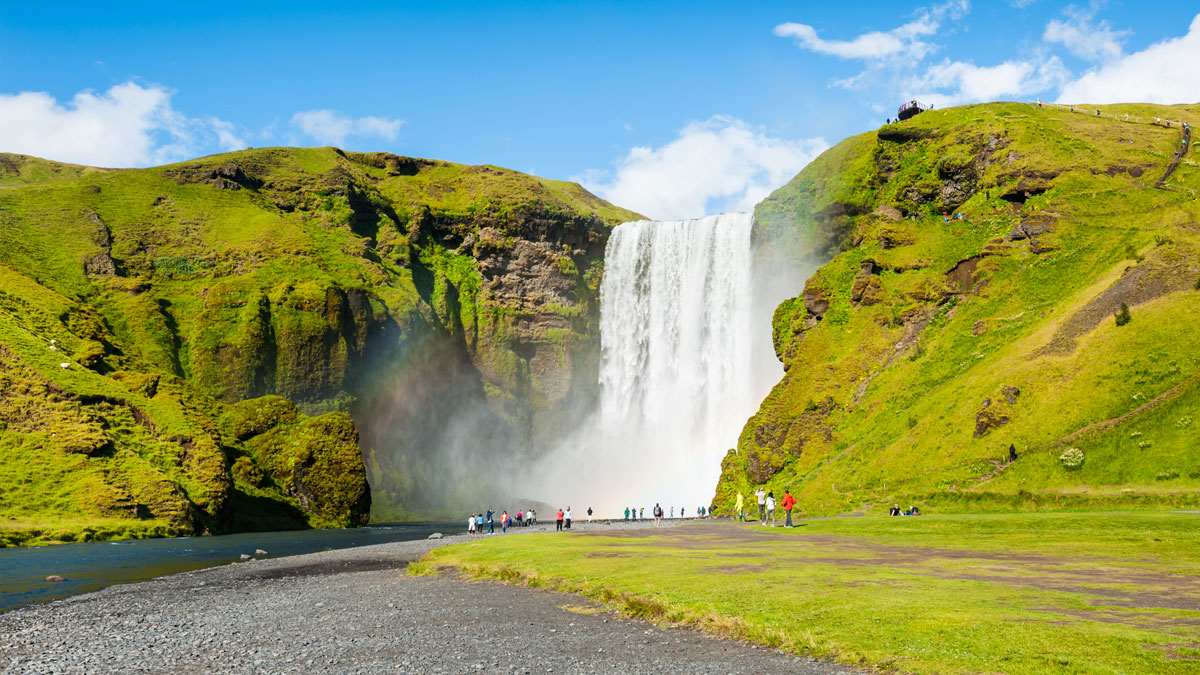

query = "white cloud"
[
  {"left": 578, "top": 116, "right": 828, "bottom": 221},
  {"left": 0, "top": 82, "right": 238, "bottom": 167},
  {"left": 208, "top": 118, "right": 247, "bottom": 151},
  {"left": 1057, "top": 13, "right": 1200, "bottom": 104},
  {"left": 774, "top": 23, "right": 914, "bottom": 60},
  {"left": 1044, "top": 7, "right": 1127, "bottom": 62},
  {"left": 775, "top": 1, "right": 967, "bottom": 63},
  {"left": 909, "top": 55, "right": 1070, "bottom": 107},
  {"left": 290, "top": 109, "right": 403, "bottom": 147}
]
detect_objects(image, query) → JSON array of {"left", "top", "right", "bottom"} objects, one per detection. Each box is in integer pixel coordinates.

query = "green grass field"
[{"left": 415, "top": 513, "right": 1200, "bottom": 674}]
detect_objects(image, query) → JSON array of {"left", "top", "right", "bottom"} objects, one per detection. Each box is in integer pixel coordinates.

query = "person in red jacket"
[
  {"left": 781, "top": 488, "right": 797, "bottom": 528},
  {"left": 556, "top": 508, "right": 565, "bottom": 531}
]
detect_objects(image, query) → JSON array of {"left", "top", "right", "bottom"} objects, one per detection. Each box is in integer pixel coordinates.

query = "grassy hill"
[
  {"left": 0, "top": 147, "right": 640, "bottom": 544},
  {"left": 716, "top": 101, "right": 1200, "bottom": 515}
]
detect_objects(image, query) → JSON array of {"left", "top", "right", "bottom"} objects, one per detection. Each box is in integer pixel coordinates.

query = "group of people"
[
  {"left": 622, "top": 505, "right": 708, "bottom": 522},
  {"left": 732, "top": 487, "right": 798, "bottom": 527},
  {"left": 466, "top": 508, "right": 540, "bottom": 535},
  {"left": 889, "top": 504, "right": 922, "bottom": 516},
  {"left": 731, "top": 488, "right": 925, "bottom": 523},
  {"left": 467, "top": 506, "right": 602, "bottom": 534}
]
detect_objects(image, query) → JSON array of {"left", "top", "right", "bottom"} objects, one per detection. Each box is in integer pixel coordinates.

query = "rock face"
[
  {"left": 0, "top": 149, "right": 641, "bottom": 543},
  {"left": 715, "top": 101, "right": 1200, "bottom": 516}
]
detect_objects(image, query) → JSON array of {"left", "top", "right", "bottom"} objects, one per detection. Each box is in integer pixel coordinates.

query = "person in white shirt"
[
  {"left": 754, "top": 488, "right": 767, "bottom": 524},
  {"left": 468, "top": 513, "right": 477, "bottom": 535},
  {"left": 564, "top": 507, "right": 573, "bottom": 530},
  {"left": 765, "top": 492, "right": 776, "bottom": 527}
]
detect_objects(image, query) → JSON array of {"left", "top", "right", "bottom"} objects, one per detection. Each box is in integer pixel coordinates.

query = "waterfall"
[
  {"left": 527, "top": 212, "right": 776, "bottom": 515},
  {"left": 599, "top": 213, "right": 755, "bottom": 448}
]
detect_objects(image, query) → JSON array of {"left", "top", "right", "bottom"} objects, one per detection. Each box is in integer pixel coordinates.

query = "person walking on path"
[
  {"left": 754, "top": 488, "right": 767, "bottom": 524},
  {"left": 468, "top": 513, "right": 477, "bottom": 535},
  {"left": 781, "top": 488, "right": 797, "bottom": 528},
  {"left": 556, "top": 508, "right": 564, "bottom": 531},
  {"left": 735, "top": 492, "right": 745, "bottom": 521},
  {"left": 765, "top": 492, "right": 776, "bottom": 527},
  {"left": 587, "top": 507, "right": 593, "bottom": 523},
  {"left": 565, "top": 507, "right": 573, "bottom": 530},
  {"left": 486, "top": 509, "right": 495, "bottom": 534}
]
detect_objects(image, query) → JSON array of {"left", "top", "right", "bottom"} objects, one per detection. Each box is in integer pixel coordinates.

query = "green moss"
[{"left": 723, "top": 102, "right": 1200, "bottom": 515}]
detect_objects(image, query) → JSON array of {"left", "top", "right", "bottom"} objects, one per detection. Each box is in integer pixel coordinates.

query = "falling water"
[
  {"left": 599, "top": 213, "right": 755, "bottom": 444},
  {"left": 526, "top": 212, "right": 777, "bottom": 515}
]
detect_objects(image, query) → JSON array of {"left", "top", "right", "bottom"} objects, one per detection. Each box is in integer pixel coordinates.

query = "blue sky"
[{"left": 2, "top": 1, "right": 1199, "bottom": 219}]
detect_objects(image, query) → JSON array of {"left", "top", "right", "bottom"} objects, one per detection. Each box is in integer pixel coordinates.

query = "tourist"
[
  {"left": 653, "top": 503, "right": 662, "bottom": 526},
  {"left": 1009, "top": 444, "right": 1018, "bottom": 463},
  {"left": 765, "top": 492, "right": 776, "bottom": 527},
  {"left": 754, "top": 487, "right": 766, "bottom": 523},
  {"left": 486, "top": 509, "right": 495, "bottom": 534},
  {"left": 781, "top": 488, "right": 796, "bottom": 528},
  {"left": 476, "top": 512, "right": 484, "bottom": 533},
  {"left": 669, "top": 506, "right": 674, "bottom": 518},
  {"left": 529, "top": 509, "right": 536, "bottom": 526},
  {"left": 468, "top": 512, "right": 477, "bottom": 535},
  {"left": 889, "top": 504, "right": 901, "bottom": 516},
  {"left": 587, "top": 506, "right": 593, "bottom": 523},
  {"left": 556, "top": 508, "right": 564, "bottom": 531},
  {"left": 565, "top": 506, "right": 573, "bottom": 530},
  {"left": 624, "top": 507, "right": 630, "bottom": 522},
  {"left": 501, "top": 510, "right": 509, "bottom": 533},
  {"left": 639, "top": 507, "right": 644, "bottom": 520},
  {"left": 516, "top": 509, "right": 523, "bottom": 527},
  {"left": 911, "top": 506, "right": 922, "bottom": 516},
  {"left": 632, "top": 506, "right": 637, "bottom": 522},
  {"left": 735, "top": 491, "right": 745, "bottom": 521}
]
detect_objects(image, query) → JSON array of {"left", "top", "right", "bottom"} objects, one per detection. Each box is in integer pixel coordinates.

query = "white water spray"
[{"left": 527, "top": 212, "right": 779, "bottom": 517}]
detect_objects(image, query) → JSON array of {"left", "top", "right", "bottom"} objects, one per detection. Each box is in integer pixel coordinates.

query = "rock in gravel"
[
  {"left": 239, "top": 554, "right": 252, "bottom": 561},
  {"left": 255, "top": 549, "right": 268, "bottom": 556},
  {"left": 428, "top": 532, "right": 444, "bottom": 539}
]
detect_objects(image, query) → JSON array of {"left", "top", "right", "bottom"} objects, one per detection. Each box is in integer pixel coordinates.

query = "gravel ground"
[{"left": 1, "top": 520, "right": 860, "bottom": 674}]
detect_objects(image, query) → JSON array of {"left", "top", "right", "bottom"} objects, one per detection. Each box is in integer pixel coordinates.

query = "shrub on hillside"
[
  {"left": 1114, "top": 302, "right": 1131, "bottom": 326},
  {"left": 1059, "top": 447, "right": 1085, "bottom": 470},
  {"left": 1156, "top": 468, "right": 1180, "bottom": 481}
]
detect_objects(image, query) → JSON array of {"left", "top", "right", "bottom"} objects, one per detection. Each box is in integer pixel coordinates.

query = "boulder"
[
  {"left": 428, "top": 532, "right": 444, "bottom": 539},
  {"left": 45, "top": 575, "right": 65, "bottom": 582}
]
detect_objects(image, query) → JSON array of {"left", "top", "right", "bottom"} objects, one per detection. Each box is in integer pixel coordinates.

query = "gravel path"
[{"left": 1, "top": 521, "right": 858, "bottom": 674}]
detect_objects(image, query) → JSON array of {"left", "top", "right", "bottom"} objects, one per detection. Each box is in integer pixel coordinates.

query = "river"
[{"left": 0, "top": 522, "right": 455, "bottom": 612}]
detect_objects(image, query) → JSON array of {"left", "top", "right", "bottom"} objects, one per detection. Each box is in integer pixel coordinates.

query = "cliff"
[
  {"left": 0, "top": 147, "right": 640, "bottom": 544},
  {"left": 716, "top": 102, "right": 1200, "bottom": 514}
]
